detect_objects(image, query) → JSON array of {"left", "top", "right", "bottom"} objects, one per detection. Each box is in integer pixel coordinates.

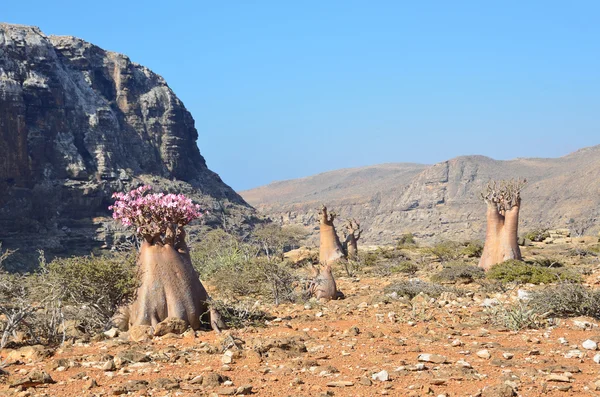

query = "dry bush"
[
  {"left": 431, "top": 262, "right": 484, "bottom": 283},
  {"left": 486, "top": 302, "right": 547, "bottom": 331},
  {"left": 528, "top": 283, "right": 600, "bottom": 319},
  {"left": 384, "top": 279, "right": 459, "bottom": 299},
  {"left": 207, "top": 299, "right": 271, "bottom": 329}
]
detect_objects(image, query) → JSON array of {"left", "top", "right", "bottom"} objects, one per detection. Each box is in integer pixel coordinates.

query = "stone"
[
  {"left": 327, "top": 381, "right": 354, "bottom": 387},
  {"left": 102, "top": 360, "right": 116, "bottom": 371},
  {"left": 236, "top": 385, "right": 253, "bottom": 394},
  {"left": 359, "top": 376, "right": 373, "bottom": 386},
  {"left": 154, "top": 317, "right": 189, "bottom": 336},
  {"left": 547, "top": 374, "right": 571, "bottom": 382},
  {"left": 372, "top": 370, "right": 389, "bottom": 382},
  {"left": 582, "top": 339, "right": 598, "bottom": 350},
  {"left": 481, "top": 384, "right": 516, "bottom": 397},
  {"left": 103, "top": 328, "right": 119, "bottom": 338},
  {"left": 128, "top": 325, "right": 154, "bottom": 342},
  {"left": 417, "top": 353, "right": 448, "bottom": 364},
  {"left": 116, "top": 350, "right": 150, "bottom": 364},
  {"left": 594, "top": 354, "right": 600, "bottom": 364},
  {"left": 477, "top": 349, "right": 492, "bottom": 359},
  {"left": 10, "top": 370, "right": 55, "bottom": 388},
  {"left": 481, "top": 299, "right": 500, "bottom": 307},
  {"left": 83, "top": 379, "right": 98, "bottom": 390},
  {"left": 5, "top": 345, "right": 52, "bottom": 363}
]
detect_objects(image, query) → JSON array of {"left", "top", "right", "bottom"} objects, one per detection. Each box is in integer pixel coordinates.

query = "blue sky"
[{"left": 3, "top": 1, "right": 599, "bottom": 190}]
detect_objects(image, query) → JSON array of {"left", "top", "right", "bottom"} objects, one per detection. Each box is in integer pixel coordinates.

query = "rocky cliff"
[
  {"left": 241, "top": 147, "right": 600, "bottom": 245},
  {"left": 0, "top": 23, "right": 253, "bottom": 257}
]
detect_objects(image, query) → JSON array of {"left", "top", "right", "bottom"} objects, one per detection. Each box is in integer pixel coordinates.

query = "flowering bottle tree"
[{"left": 110, "top": 186, "right": 221, "bottom": 332}]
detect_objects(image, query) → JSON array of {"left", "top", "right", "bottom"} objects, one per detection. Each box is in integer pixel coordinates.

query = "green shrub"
[
  {"left": 531, "top": 257, "right": 564, "bottom": 268},
  {"left": 391, "top": 261, "right": 418, "bottom": 274},
  {"left": 357, "top": 251, "right": 379, "bottom": 267},
  {"left": 427, "top": 241, "right": 463, "bottom": 262},
  {"left": 461, "top": 241, "right": 484, "bottom": 258},
  {"left": 210, "top": 257, "right": 299, "bottom": 305},
  {"left": 190, "top": 229, "right": 258, "bottom": 279},
  {"left": 431, "top": 263, "right": 484, "bottom": 283},
  {"left": 523, "top": 228, "right": 550, "bottom": 242},
  {"left": 44, "top": 252, "right": 138, "bottom": 333},
  {"left": 396, "top": 233, "right": 417, "bottom": 248},
  {"left": 487, "top": 260, "right": 581, "bottom": 284}
]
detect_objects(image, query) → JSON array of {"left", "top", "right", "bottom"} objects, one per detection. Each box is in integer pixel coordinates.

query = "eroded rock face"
[{"left": 0, "top": 23, "right": 251, "bottom": 257}]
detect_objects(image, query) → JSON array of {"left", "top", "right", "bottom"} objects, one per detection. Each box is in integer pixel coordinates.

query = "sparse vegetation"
[
  {"left": 384, "top": 279, "right": 457, "bottom": 299},
  {"left": 43, "top": 252, "right": 138, "bottom": 334},
  {"left": 528, "top": 283, "right": 600, "bottom": 319},
  {"left": 427, "top": 241, "right": 463, "bottom": 263},
  {"left": 396, "top": 233, "right": 417, "bottom": 248},
  {"left": 431, "top": 262, "right": 485, "bottom": 283},
  {"left": 486, "top": 302, "right": 547, "bottom": 331},
  {"left": 461, "top": 240, "right": 484, "bottom": 258},
  {"left": 487, "top": 260, "right": 581, "bottom": 284},
  {"left": 523, "top": 228, "right": 550, "bottom": 242}
]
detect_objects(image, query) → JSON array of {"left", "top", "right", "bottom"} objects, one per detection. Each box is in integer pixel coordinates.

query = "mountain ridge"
[{"left": 241, "top": 145, "right": 600, "bottom": 244}]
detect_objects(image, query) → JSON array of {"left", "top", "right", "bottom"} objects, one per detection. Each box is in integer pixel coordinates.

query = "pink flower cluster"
[{"left": 109, "top": 185, "right": 204, "bottom": 237}]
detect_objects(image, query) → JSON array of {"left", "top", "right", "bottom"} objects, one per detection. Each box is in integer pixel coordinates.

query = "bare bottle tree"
[
  {"left": 479, "top": 179, "right": 526, "bottom": 271},
  {"left": 318, "top": 205, "right": 346, "bottom": 264},
  {"left": 308, "top": 205, "right": 346, "bottom": 301},
  {"left": 342, "top": 218, "right": 362, "bottom": 260}
]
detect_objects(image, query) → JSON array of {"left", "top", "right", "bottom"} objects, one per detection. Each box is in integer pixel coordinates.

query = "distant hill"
[{"left": 240, "top": 146, "right": 600, "bottom": 244}]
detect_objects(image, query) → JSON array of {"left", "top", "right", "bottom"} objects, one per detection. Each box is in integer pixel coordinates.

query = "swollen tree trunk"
[
  {"left": 115, "top": 227, "right": 219, "bottom": 331},
  {"left": 319, "top": 206, "right": 345, "bottom": 264},
  {"left": 343, "top": 219, "right": 362, "bottom": 260},
  {"left": 479, "top": 180, "right": 525, "bottom": 271},
  {"left": 309, "top": 264, "right": 343, "bottom": 301}
]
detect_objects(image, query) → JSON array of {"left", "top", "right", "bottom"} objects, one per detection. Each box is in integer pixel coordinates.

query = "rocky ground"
[{"left": 3, "top": 241, "right": 600, "bottom": 397}]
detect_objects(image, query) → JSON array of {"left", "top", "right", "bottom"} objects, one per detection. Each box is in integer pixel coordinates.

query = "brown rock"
[
  {"left": 481, "top": 384, "right": 516, "bottom": 397},
  {"left": 154, "top": 317, "right": 189, "bottom": 336},
  {"left": 5, "top": 346, "right": 52, "bottom": 363},
  {"left": 10, "top": 370, "right": 55, "bottom": 388},
  {"left": 128, "top": 325, "right": 154, "bottom": 342}
]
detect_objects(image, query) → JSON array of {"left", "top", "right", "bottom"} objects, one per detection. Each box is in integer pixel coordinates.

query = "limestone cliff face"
[{"left": 0, "top": 23, "right": 251, "bottom": 255}]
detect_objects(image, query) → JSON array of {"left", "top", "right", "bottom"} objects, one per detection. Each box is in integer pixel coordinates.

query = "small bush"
[
  {"left": 358, "top": 251, "right": 379, "bottom": 267},
  {"left": 384, "top": 279, "right": 457, "bottom": 299},
  {"left": 523, "top": 228, "right": 550, "bottom": 242},
  {"left": 396, "top": 233, "right": 417, "bottom": 248},
  {"left": 486, "top": 302, "right": 547, "bottom": 331},
  {"left": 487, "top": 260, "right": 581, "bottom": 284},
  {"left": 528, "top": 283, "right": 600, "bottom": 319},
  {"left": 531, "top": 257, "right": 564, "bottom": 268},
  {"left": 461, "top": 241, "right": 483, "bottom": 258},
  {"left": 391, "top": 261, "right": 418, "bottom": 274},
  {"left": 207, "top": 299, "right": 272, "bottom": 329},
  {"left": 210, "top": 257, "right": 299, "bottom": 305},
  {"left": 427, "top": 241, "right": 463, "bottom": 262},
  {"left": 44, "top": 252, "right": 137, "bottom": 333},
  {"left": 431, "top": 263, "right": 484, "bottom": 283}
]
